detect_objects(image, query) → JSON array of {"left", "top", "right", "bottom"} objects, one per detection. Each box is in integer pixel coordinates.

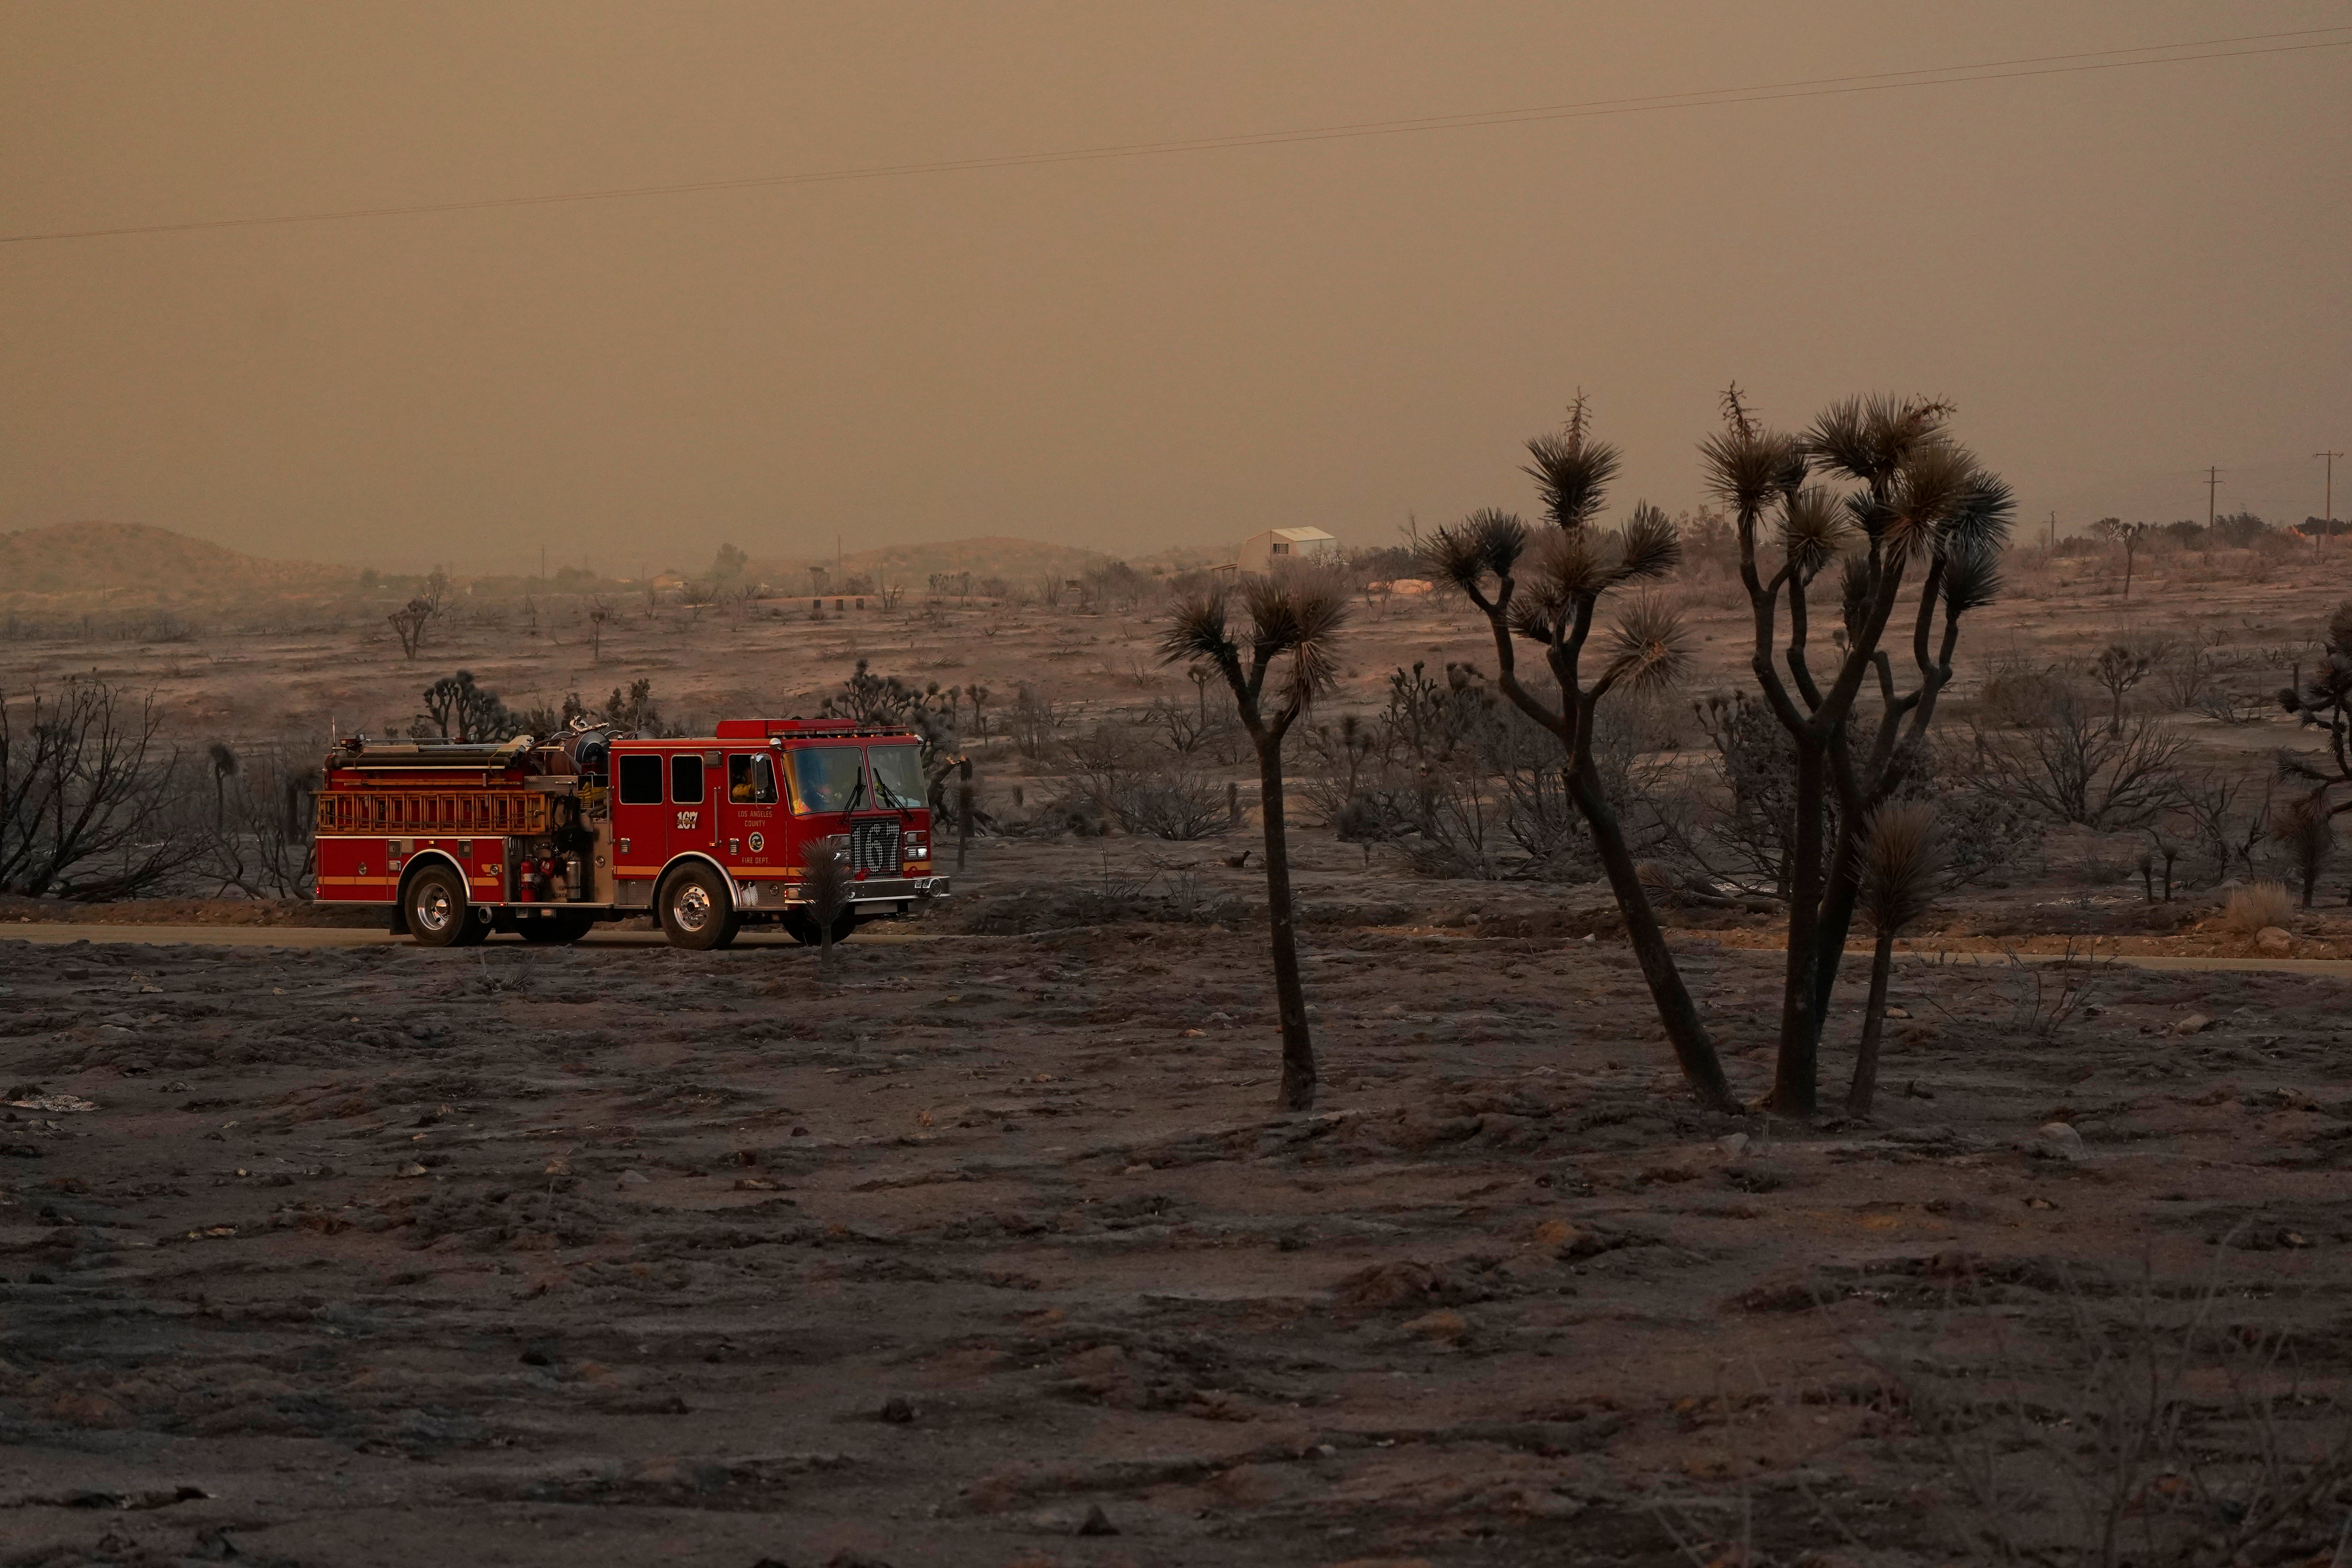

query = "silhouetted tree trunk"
[
  {"left": 1709, "top": 389, "right": 2011, "bottom": 1116},
  {"left": 1250, "top": 728, "right": 1314, "bottom": 1109},
  {"left": 1163, "top": 579, "right": 1350, "bottom": 1114},
  {"left": 1425, "top": 403, "right": 1737, "bottom": 1114},
  {"left": 1846, "top": 927, "right": 1897, "bottom": 1119}
]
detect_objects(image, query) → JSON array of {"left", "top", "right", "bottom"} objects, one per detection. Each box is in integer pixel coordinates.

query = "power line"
[{"left": 4, "top": 25, "right": 2347, "bottom": 245}]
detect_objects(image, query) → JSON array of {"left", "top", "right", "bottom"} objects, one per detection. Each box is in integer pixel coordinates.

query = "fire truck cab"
[{"left": 312, "top": 719, "right": 946, "bottom": 950}]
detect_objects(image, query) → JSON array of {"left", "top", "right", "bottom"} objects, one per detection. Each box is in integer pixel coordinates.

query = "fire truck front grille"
[{"left": 849, "top": 820, "right": 902, "bottom": 875}]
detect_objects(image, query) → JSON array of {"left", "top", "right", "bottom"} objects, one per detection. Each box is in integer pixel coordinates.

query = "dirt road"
[
  {"left": 9, "top": 920, "right": 2347, "bottom": 976},
  {"left": 0, "top": 924, "right": 939, "bottom": 951}
]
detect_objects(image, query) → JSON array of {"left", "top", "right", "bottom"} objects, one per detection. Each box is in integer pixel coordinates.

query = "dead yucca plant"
[
  {"left": 2221, "top": 879, "right": 2294, "bottom": 935},
  {"left": 800, "top": 837, "right": 852, "bottom": 978},
  {"left": 2272, "top": 790, "right": 2335, "bottom": 909},
  {"left": 1705, "top": 385, "right": 2012, "bottom": 1117},
  {"left": 1161, "top": 575, "right": 1350, "bottom": 1112},
  {"left": 1422, "top": 396, "right": 1736, "bottom": 1112},
  {"left": 1846, "top": 803, "right": 1945, "bottom": 1118}
]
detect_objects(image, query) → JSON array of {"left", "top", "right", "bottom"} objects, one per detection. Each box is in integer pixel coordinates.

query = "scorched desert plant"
[
  {"left": 1844, "top": 802, "right": 1945, "bottom": 1118},
  {"left": 1707, "top": 388, "right": 2014, "bottom": 1115},
  {"left": 1161, "top": 575, "right": 1349, "bottom": 1111},
  {"left": 1422, "top": 397, "right": 1735, "bottom": 1111}
]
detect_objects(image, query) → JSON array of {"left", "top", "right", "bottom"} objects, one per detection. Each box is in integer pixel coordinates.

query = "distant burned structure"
[{"left": 1235, "top": 526, "right": 1339, "bottom": 576}]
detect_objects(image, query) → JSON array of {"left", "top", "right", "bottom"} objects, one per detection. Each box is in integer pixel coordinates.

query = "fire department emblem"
[{"left": 748, "top": 832, "right": 764, "bottom": 853}]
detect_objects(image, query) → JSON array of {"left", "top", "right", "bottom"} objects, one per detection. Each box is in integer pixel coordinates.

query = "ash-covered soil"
[{"left": 4, "top": 928, "right": 2351, "bottom": 1566}]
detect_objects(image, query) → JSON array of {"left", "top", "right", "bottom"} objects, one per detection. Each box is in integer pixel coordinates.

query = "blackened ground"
[{"left": 3, "top": 927, "right": 2350, "bottom": 1567}]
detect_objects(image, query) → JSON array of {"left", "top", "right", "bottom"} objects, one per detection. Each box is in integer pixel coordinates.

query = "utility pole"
[
  {"left": 2205, "top": 466, "right": 2224, "bottom": 530},
  {"left": 2319, "top": 450, "right": 2343, "bottom": 556},
  {"left": 2046, "top": 511, "right": 2057, "bottom": 552}
]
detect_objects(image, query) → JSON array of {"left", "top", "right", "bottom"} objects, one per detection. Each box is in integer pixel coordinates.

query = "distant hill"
[
  {"left": 0, "top": 522, "right": 353, "bottom": 602},
  {"left": 749, "top": 535, "right": 1116, "bottom": 590}
]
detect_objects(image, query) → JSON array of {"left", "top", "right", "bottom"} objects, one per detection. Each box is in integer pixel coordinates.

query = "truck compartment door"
[{"left": 668, "top": 751, "right": 716, "bottom": 861}]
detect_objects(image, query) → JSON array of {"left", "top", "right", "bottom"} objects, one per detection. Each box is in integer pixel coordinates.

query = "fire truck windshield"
[
  {"left": 787, "top": 746, "right": 865, "bottom": 814},
  {"left": 869, "top": 744, "right": 925, "bottom": 809}
]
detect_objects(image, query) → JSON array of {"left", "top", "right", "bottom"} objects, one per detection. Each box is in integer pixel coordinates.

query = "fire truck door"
[
  {"left": 667, "top": 751, "right": 717, "bottom": 862},
  {"left": 611, "top": 751, "right": 666, "bottom": 885},
  {"left": 723, "top": 751, "right": 782, "bottom": 889}
]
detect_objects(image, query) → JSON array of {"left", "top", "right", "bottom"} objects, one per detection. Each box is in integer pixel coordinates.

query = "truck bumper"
[{"left": 846, "top": 875, "right": 949, "bottom": 905}]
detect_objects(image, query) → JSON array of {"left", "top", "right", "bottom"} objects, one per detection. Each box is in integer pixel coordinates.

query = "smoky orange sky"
[{"left": 4, "top": 2, "right": 2347, "bottom": 574}]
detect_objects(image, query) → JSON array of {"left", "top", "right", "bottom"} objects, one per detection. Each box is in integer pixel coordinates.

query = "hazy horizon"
[{"left": 5, "top": 3, "right": 2346, "bottom": 574}]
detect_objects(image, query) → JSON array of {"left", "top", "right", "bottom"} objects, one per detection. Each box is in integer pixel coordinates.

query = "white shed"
[{"left": 1236, "top": 526, "right": 1341, "bottom": 575}]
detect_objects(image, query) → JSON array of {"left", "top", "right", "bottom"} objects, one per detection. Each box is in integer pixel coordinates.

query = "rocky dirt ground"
[{"left": 5, "top": 905, "right": 2351, "bottom": 1567}]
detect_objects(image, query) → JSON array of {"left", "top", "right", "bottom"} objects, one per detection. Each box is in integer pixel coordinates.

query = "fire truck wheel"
[
  {"left": 518, "top": 914, "right": 593, "bottom": 944},
  {"left": 403, "top": 865, "right": 474, "bottom": 948},
  {"left": 658, "top": 865, "right": 735, "bottom": 951}
]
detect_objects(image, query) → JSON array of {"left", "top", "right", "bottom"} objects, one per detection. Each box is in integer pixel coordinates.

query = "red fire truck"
[{"left": 312, "top": 719, "right": 947, "bottom": 949}]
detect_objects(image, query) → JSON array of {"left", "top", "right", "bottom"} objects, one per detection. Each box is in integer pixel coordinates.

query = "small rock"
[
  {"left": 1077, "top": 1503, "right": 1119, "bottom": 1536},
  {"left": 1882, "top": 1006, "right": 1909, "bottom": 1020},
  {"left": 617, "top": 1169, "right": 650, "bottom": 1186},
  {"left": 6, "top": 1093, "right": 96, "bottom": 1113},
  {"left": 2255, "top": 926, "right": 2293, "bottom": 954},
  {"left": 2031, "top": 1122, "right": 2087, "bottom": 1162},
  {"left": 1529, "top": 1218, "right": 1579, "bottom": 1248},
  {"left": 1717, "top": 1132, "right": 1750, "bottom": 1158},
  {"left": 397, "top": 1163, "right": 429, "bottom": 1178},
  {"left": 2173, "top": 1014, "right": 2214, "bottom": 1036},
  {"left": 878, "top": 1395, "right": 915, "bottom": 1424},
  {"left": 1400, "top": 1308, "right": 1468, "bottom": 1342}
]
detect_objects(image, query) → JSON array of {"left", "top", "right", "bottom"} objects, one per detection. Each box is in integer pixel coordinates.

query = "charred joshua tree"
[
  {"left": 1423, "top": 397, "right": 1735, "bottom": 1112},
  {"left": 800, "top": 837, "right": 852, "bottom": 979},
  {"left": 207, "top": 742, "right": 239, "bottom": 827},
  {"left": 2276, "top": 603, "right": 2352, "bottom": 906},
  {"left": 1161, "top": 576, "right": 1349, "bottom": 1112},
  {"left": 417, "top": 670, "right": 522, "bottom": 743},
  {"left": 387, "top": 596, "right": 436, "bottom": 660},
  {"left": 1706, "top": 389, "right": 2013, "bottom": 1116},
  {"left": 2273, "top": 793, "right": 2335, "bottom": 909},
  {"left": 2089, "top": 641, "right": 2158, "bottom": 732},
  {"left": 1845, "top": 804, "right": 1945, "bottom": 1118}
]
